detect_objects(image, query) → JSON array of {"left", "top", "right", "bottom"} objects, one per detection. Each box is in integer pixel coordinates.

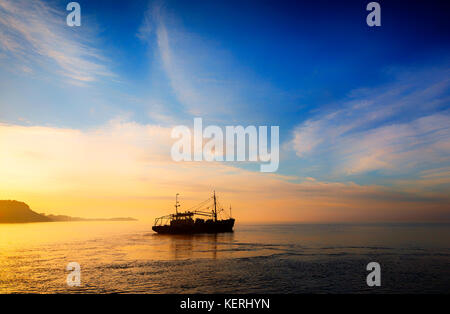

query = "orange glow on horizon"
[{"left": 1, "top": 122, "right": 449, "bottom": 223}]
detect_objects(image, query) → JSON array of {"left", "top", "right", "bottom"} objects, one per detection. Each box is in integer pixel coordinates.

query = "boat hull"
[{"left": 152, "top": 218, "right": 235, "bottom": 234}]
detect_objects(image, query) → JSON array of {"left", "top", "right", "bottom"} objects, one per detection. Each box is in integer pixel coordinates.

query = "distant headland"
[{"left": 0, "top": 200, "right": 137, "bottom": 223}]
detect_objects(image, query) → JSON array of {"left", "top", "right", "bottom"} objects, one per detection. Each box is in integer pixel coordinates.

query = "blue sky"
[
  {"left": 0, "top": 0, "right": 449, "bottom": 221},
  {"left": 1, "top": 0, "right": 448, "bottom": 126}
]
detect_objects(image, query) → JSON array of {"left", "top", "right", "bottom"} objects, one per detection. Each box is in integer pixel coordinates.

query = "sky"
[{"left": 0, "top": 0, "right": 449, "bottom": 222}]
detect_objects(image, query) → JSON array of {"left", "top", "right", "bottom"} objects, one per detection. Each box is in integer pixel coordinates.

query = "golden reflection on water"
[
  {"left": 1, "top": 221, "right": 449, "bottom": 293},
  {"left": 0, "top": 221, "right": 142, "bottom": 250}
]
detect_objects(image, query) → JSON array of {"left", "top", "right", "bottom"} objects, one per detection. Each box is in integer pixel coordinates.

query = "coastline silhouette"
[{"left": 0, "top": 200, "right": 136, "bottom": 223}]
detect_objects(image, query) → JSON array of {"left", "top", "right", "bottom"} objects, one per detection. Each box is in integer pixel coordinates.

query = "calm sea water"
[{"left": 0, "top": 222, "right": 449, "bottom": 293}]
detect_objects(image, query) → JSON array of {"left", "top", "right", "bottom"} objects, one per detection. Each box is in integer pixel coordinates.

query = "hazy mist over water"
[{"left": 1, "top": 222, "right": 449, "bottom": 293}]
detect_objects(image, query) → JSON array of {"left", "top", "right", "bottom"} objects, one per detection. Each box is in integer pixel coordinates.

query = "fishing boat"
[{"left": 152, "top": 191, "right": 235, "bottom": 234}]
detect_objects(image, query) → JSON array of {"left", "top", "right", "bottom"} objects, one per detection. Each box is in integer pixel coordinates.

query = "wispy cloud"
[
  {"left": 138, "top": 3, "right": 278, "bottom": 122},
  {"left": 0, "top": 0, "right": 114, "bottom": 84},
  {"left": 290, "top": 66, "right": 450, "bottom": 181}
]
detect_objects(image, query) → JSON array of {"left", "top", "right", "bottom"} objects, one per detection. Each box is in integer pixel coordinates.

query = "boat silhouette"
[{"left": 152, "top": 191, "right": 235, "bottom": 234}]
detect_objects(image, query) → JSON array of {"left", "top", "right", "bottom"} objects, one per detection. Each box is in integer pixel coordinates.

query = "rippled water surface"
[{"left": 0, "top": 222, "right": 449, "bottom": 293}]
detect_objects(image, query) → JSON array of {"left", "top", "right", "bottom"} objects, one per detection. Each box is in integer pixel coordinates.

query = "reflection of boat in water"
[
  {"left": 152, "top": 192, "right": 235, "bottom": 234},
  {"left": 166, "top": 233, "right": 235, "bottom": 260}
]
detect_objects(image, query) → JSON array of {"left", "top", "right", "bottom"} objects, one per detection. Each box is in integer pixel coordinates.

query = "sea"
[{"left": 0, "top": 222, "right": 449, "bottom": 293}]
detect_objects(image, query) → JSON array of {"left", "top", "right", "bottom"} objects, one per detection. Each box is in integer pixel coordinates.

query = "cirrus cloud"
[
  {"left": 290, "top": 66, "right": 450, "bottom": 182},
  {"left": 0, "top": 0, "right": 114, "bottom": 84}
]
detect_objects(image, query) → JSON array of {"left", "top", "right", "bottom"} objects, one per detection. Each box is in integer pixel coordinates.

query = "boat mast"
[
  {"left": 175, "top": 193, "right": 180, "bottom": 215},
  {"left": 213, "top": 191, "right": 217, "bottom": 222}
]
